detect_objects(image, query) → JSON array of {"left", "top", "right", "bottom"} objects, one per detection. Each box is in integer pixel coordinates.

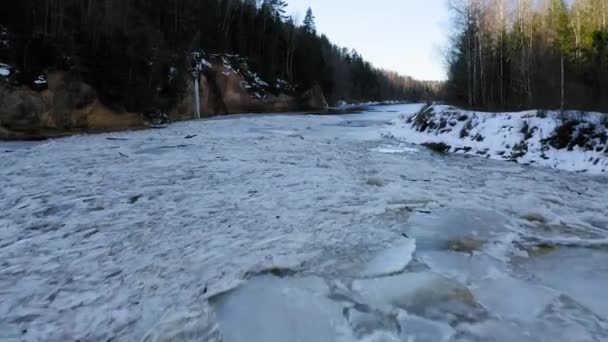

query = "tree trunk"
[
  {"left": 561, "top": 53, "right": 565, "bottom": 111},
  {"left": 603, "top": 0, "right": 606, "bottom": 28},
  {"left": 44, "top": 0, "right": 50, "bottom": 36},
  {"left": 467, "top": 5, "right": 473, "bottom": 108},
  {"left": 174, "top": 0, "right": 179, "bottom": 33},
  {"left": 526, "top": 0, "right": 533, "bottom": 105},
  {"left": 500, "top": 0, "right": 505, "bottom": 106},
  {"left": 479, "top": 31, "right": 485, "bottom": 107},
  {"left": 520, "top": 0, "right": 526, "bottom": 107}
]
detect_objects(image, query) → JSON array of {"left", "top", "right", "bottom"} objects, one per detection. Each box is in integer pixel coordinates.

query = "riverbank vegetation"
[
  {"left": 0, "top": 0, "right": 437, "bottom": 113},
  {"left": 445, "top": 0, "right": 608, "bottom": 112}
]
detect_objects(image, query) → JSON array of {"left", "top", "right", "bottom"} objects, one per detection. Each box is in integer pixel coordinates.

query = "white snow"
[
  {"left": 385, "top": 105, "right": 608, "bottom": 174},
  {"left": 200, "top": 58, "right": 212, "bottom": 69},
  {"left": 335, "top": 100, "right": 406, "bottom": 110},
  {"left": 252, "top": 73, "right": 269, "bottom": 87},
  {"left": 33, "top": 75, "right": 47, "bottom": 85},
  {"left": 372, "top": 145, "right": 418, "bottom": 154},
  {"left": 0, "top": 63, "right": 10, "bottom": 77},
  {"left": 1, "top": 103, "right": 608, "bottom": 341},
  {"left": 168, "top": 67, "right": 177, "bottom": 81}
]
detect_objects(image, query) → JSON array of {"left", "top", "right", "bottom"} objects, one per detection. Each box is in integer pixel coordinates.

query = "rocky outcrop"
[
  {"left": 0, "top": 72, "right": 145, "bottom": 139},
  {"left": 171, "top": 62, "right": 328, "bottom": 120},
  {"left": 300, "top": 85, "right": 328, "bottom": 110},
  {"left": 0, "top": 57, "right": 329, "bottom": 140}
]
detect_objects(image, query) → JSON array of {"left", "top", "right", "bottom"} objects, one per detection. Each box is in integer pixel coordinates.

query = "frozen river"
[{"left": 1, "top": 104, "right": 608, "bottom": 341}]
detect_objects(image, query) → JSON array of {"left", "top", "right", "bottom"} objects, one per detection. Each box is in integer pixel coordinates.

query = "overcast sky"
[{"left": 286, "top": 0, "right": 451, "bottom": 81}]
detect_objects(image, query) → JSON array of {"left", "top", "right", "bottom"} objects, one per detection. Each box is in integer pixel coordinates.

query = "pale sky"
[{"left": 287, "top": 0, "right": 451, "bottom": 81}]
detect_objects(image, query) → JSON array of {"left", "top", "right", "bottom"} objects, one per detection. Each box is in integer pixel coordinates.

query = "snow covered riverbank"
[
  {"left": 1, "top": 104, "right": 607, "bottom": 341},
  {"left": 385, "top": 105, "right": 608, "bottom": 174}
]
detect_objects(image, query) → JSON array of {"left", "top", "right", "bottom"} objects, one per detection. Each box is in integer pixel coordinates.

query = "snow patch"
[
  {"left": 372, "top": 145, "right": 419, "bottom": 154},
  {"left": 33, "top": 74, "right": 47, "bottom": 85},
  {"left": 252, "top": 74, "right": 268, "bottom": 87},
  {"left": 386, "top": 105, "right": 608, "bottom": 174},
  {"left": 0, "top": 63, "right": 11, "bottom": 77}
]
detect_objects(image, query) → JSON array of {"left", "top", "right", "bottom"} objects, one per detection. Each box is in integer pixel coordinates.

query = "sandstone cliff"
[
  {"left": 172, "top": 54, "right": 327, "bottom": 120},
  {"left": 0, "top": 56, "right": 328, "bottom": 140}
]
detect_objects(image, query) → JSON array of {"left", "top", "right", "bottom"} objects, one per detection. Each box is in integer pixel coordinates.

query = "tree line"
[
  {"left": 0, "top": 0, "right": 436, "bottom": 113},
  {"left": 445, "top": 0, "right": 608, "bottom": 112}
]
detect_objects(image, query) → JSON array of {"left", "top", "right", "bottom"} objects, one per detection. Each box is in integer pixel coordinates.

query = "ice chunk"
[
  {"left": 361, "top": 239, "right": 416, "bottom": 277},
  {"left": 457, "top": 320, "right": 538, "bottom": 342},
  {"left": 211, "top": 275, "right": 351, "bottom": 342},
  {"left": 417, "top": 250, "right": 507, "bottom": 285},
  {"left": 353, "top": 271, "right": 476, "bottom": 315},
  {"left": 522, "top": 248, "right": 608, "bottom": 318},
  {"left": 397, "top": 312, "right": 455, "bottom": 342},
  {"left": 470, "top": 273, "right": 556, "bottom": 321},
  {"left": 405, "top": 208, "right": 512, "bottom": 253}
]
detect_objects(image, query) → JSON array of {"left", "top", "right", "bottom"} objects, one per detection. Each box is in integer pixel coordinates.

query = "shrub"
[
  {"left": 422, "top": 142, "right": 451, "bottom": 154},
  {"left": 537, "top": 110, "right": 548, "bottom": 118},
  {"left": 510, "top": 141, "right": 529, "bottom": 159},
  {"left": 412, "top": 104, "right": 436, "bottom": 132},
  {"left": 460, "top": 120, "right": 473, "bottom": 138},
  {"left": 521, "top": 121, "right": 535, "bottom": 140},
  {"left": 597, "top": 131, "right": 607, "bottom": 145},
  {"left": 545, "top": 120, "right": 578, "bottom": 150}
]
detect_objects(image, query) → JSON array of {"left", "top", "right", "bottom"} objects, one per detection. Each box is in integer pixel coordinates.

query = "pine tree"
[
  {"left": 262, "top": 0, "right": 288, "bottom": 21},
  {"left": 303, "top": 8, "right": 316, "bottom": 34},
  {"left": 0, "top": 0, "right": 444, "bottom": 109}
]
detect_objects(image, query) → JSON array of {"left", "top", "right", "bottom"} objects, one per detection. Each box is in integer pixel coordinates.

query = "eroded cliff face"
[
  {"left": 0, "top": 58, "right": 328, "bottom": 140},
  {"left": 171, "top": 59, "right": 328, "bottom": 120},
  {"left": 0, "top": 73, "right": 145, "bottom": 140}
]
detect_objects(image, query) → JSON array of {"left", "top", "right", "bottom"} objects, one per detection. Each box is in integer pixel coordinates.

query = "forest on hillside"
[
  {"left": 0, "top": 0, "right": 438, "bottom": 113},
  {"left": 445, "top": 0, "right": 608, "bottom": 112}
]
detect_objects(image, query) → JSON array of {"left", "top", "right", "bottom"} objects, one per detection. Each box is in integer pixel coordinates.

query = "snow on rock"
[
  {"left": 252, "top": 73, "right": 268, "bottom": 87},
  {"left": 168, "top": 66, "right": 177, "bottom": 81},
  {"left": 200, "top": 58, "right": 212, "bottom": 69},
  {"left": 274, "top": 78, "right": 294, "bottom": 93},
  {"left": 385, "top": 105, "right": 608, "bottom": 174},
  {"left": 33, "top": 74, "right": 47, "bottom": 85},
  {"left": 205, "top": 53, "right": 292, "bottom": 100},
  {"left": 0, "top": 62, "right": 11, "bottom": 77}
]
